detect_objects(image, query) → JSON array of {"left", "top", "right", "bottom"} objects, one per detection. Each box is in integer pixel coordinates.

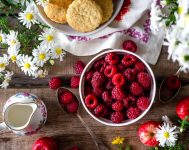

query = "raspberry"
[
  {"left": 105, "top": 79, "right": 114, "bottom": 90},
  {"left": 137, "top": 97, "right": 150, "bottom": 111},
  {"left": 91, "top": 72, "right": 106, "bottom": 88},
  {"left": 112, "top": 73, "right": 126, "bottom": 87},
  {"left": 92, "top": 88, "right": 104, "bottom": 97},
  {"left": 60, "top": 91, "right": 74, "bottom": 104},
  {"left": 111, "top": 112, "right": 124, "bottom": 123},
  {"left": 105, "top": 52, "right": 119, "bottom": 65},
  {"left": 127, "top": 107, "right": 141, "bottom": 119},
  {"left": 165, "top": 75, "right": 181, "bottom": 90},
  {"left": 85, "top": 70, "right": 94, "bottom": 83},
  {"left": 85, "top": 94, "right": 98, "bottom": 109},
  {"left": 112, "top": 86, "right": 126, "bottom": 100},
  {"left": 123, "top": 68, "right": 136, "bottom": 81},
  {"left": 122, "top": 55, "right": 137, "bottom": 67},
  {"left": 68, "top": 146, "right": 79, "bottom": 150},
  {"left": 118, "top": 63, "right": 126, "bottom": 72},
  {"left": 70, "top": 76, "right": 80, "bottom": 88},
  {"left": 123, "top": 95, "right": 136, "bottom": 108},
  {"left": 137, "top": 72, "right": 151, "bottom": 89},
  {"left": 93, "top": 59, "right": 107, "bottom": 72},
  {"left": 66, "top": 101, "right": 79, "bottom": 113},
  {"left": 102, "top": 91, "right": 113, "bottom": 103},
  {"left": 112, "top": 101, "right": 124, "bottom": 111},
  {"left": 74, "top": 60, "right": 86, "bottom": 74},
  {"left": 49, "top": 77, "right": 62, "bottom": 90},
  {"left": 135, "top": 61, "right": 146, "bottom": 72},
  {"left": 84, "top": 85, "right": 92, "bottom": 95},
  {"left": 94, "top": 104, "right": 108, "bottom": 117},
  {"left": 130, "top": 82, "right": 143, "bottom": 96},
  {"left": 104, "top": 65, "right": 117, "bottom": 78},
  {"left": 122, "top": 40, "right": 137, "bottom": 53}
]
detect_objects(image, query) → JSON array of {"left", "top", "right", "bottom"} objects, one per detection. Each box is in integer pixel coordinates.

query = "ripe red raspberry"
[
  {"left": 85, "top": 94, "right": 98, "bottom": 109},
  {"left": 127, "top": 107, "right": 141, "bottom": 119},
  {"left": 92, "top": 88, "right": 104, "bottom": 97},
  {"left": 122, "top": 55, "right": 137, "bottom": 67},
  {"left": 135, "top": 61, "right": 146, "bottom": 72},
  {"left": 70, "top": 76, "right": 80, "bottom": 88},
  {"left": 60, "top": 91, "right": 74, "bottom": 104},
  {"left": 102, "top": 91, "right": 113, "bottom": 103},
  {"left": 105, "top": 52, "right": 119, "bottom": 65},
  {"left": 123, "top": 95, "right": 136, "bottom": 108},
  {"left": 94, "top": 104, "right": 108, "bottom": 117},
  {"left": 74, "top": 60, "right": 86, "bottom": 74},
  {"left": 85, "top": 70, "right": 94, "bottom": 83},
  {"left": 165, "top": 75, "right": 181, "bottom": 90},
  {"left": 137, "top": 97, "right": 150, "bottom": 111},
  {"left": 84, "top": 85, "right": 92, "bottom": 95},
  {"left": 123, "top": 68, "right": 136, "bottom": 81},
  {"left": 130, "top": 82, "right": 143, "bottom": 96},
  {"left": 118, "top": 63, "right": 126, "bottom": 72},
  {"left": 49, "top": 77, "right": 62, "bottom": 90},
  {"left": 122, "top": 40, "right": 137, "bottom": 53},
  {"left": 104, "top": 65, "right": 117, "bottom": 78},
  {"left": 111, "top": 112, "right": 124, "bottom": 123},
  {"left": 91, "top": 72, "right": 106, "bottom": 88},
  {"left": 105, "top": 79, "right": 114, "bottom": 90},
  {"left": 67, "top": 146, "right": 79, "bottom": 150},
  {"left": 137, "top": 72, "right": 151, "bottom": 89},
  {"left": 112, "top": 101, "right": 124, "bottom": 111},
  {"left": 93, "top": 59, "right": 107, "bottom": 72},
  {"left": 66, "top": 101, "right": 79, "bottom": 113},
  {"left": 112, "top": 73, "right": 126, "bottom": 87},
  {"left": 112, "top": 86, "right": 126, "bottom": 100}
]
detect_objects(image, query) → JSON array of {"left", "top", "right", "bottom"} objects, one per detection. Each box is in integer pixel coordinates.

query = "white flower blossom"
[
  {"left": 6, "top": 31, "right": 20, "bottom": 50},
  {"left": 0, "top": 30, "right": 6, "bottom": 43},
  {"left": 34, "top": 69, "right": 48, "bottom": 78},
  {"left": 50, "top": 44, "right": 66, "bottom": 61},
  {"left": 0, "top": 55, "right": 9, "bottom": 72},
  {"left": 8, "top": 49, "right": 21, "bottom": 64},
  {"left": 0, "top": 71, "right": 14, "bottom": 89}
]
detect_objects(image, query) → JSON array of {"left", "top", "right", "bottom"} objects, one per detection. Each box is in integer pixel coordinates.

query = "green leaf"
[{"left": 184, "top": 55, "right": 189, "bottom": 62}]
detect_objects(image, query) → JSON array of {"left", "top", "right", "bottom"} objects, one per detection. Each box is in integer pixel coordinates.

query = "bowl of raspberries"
[{"left": 79, "top": 49, "right": 156, "bottom": 126}]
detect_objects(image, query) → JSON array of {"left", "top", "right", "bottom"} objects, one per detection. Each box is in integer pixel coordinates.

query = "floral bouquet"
[
  {"left": 0, "top": 0, "right": 65, "bottom": 88},
  {"left": 150, "top": 0, "right": 189, "bottom": 73}
]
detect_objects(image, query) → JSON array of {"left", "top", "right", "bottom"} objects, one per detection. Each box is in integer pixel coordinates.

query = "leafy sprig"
[
  {"left": 148, "top": 144, "right": 185, "bottom": 150},
  {"left": 179, "top": 116, "right": 189, "bottom": 133}
]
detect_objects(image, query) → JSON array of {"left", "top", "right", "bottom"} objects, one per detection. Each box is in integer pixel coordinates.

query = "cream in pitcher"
[{"left": 0, "top": 93, "right": 47, "bottom": 136}]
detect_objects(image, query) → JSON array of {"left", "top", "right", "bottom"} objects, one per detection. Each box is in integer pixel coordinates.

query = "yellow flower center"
[
  {"left": 0, "top": 35, "right": 2, "bottom": 42},
  {"left": 46, "top": 35, "right": 53, "bottom": 42},
  {"left": 11, "top": 56, "right": 17, "bottom": 62},
  {"left": 24, "top": 63, "right": 31, "bottom": 69},
  {"left": 55, "top": 48, "right": 62, "bottom": 55},
  {"left": 26, "top": 13, "right": 33, "bottom": 21},
  {"left": 164, "top": 132, "right": 170, "bottom": 139},
  {"left": 39, "top": 53, "right": 46, "bottom": 60},
  {"left": 0, "top": 63, "right": 5, "bottom": 68},
  {"left": 178, "top": 7, "right": 184, "bottom": 15},
  {"left": 11, "top": 40, "right": 16, "bottom": 46}
]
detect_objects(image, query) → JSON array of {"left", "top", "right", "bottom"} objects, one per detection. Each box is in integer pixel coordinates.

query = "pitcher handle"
[{"left": 0, "top": 122, "right": 7, "bottom": 132}]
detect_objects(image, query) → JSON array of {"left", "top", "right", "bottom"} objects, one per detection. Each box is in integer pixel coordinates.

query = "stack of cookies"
[{"left": 44, "top": 0, "right": 113, "bottom": 33}]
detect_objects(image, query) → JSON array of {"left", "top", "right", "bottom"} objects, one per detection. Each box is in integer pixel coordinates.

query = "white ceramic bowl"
[
  {"left": 79, "top": 49, "right": 156, "bottom": 127},
  {"left": 35, "top": 0, "right": 124, "bottom": 36}
]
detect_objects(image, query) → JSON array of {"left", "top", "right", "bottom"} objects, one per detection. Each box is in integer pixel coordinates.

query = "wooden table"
[{"left": 0, "top": 46, "right": 189, "bottom": 150}]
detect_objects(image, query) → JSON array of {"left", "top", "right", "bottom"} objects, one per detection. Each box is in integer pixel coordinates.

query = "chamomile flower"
[
  {"left": 6, "top": 31, "right": 20, "bottom": 50},
  {"left": 0, "top": 71, "right": 14, "bottom": 89},
  {"left": 39, "top": 28, "right": 58, "bottom": 48},
  {"left": 36, "top": 0, "right": 48, "bottom": 7},
  {"left": 0, "top": 30, "right": 6, "bottom": 43},
  {"left": 8, "top": 49, "right": 21, "bottom": 64},
  {"left": 156, "top": 123, "right": 179, "bottom": 147},
  {"left": 0, "top": 55, "right": 9, "bottom": 72},
  {"left": 34, "top": 69, "right": 48, "bottom": 78},
  {"left": 32, "top": 45, "right": 50, "bottom": 67},
  {"left": 51, "top": 45, "right": 66, "bottom": 61},
  {"left": 18, "top": 3, "right": 38, "bottom": 29},
  {"left": 19, "top": 55, "right": 38, "bottom": 76}
]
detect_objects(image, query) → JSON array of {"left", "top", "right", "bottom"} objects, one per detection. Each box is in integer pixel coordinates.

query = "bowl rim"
[
  {"left": 79, "top": 49, "right": 156, "bottom": 127},
  {"left": 34, "top": 0, "right": 124, "bottom": 36}
]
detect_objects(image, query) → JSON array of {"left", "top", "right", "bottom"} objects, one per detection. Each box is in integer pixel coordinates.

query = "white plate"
[{"left": 35, "top": 0, "right": 124, "bottom": 36}]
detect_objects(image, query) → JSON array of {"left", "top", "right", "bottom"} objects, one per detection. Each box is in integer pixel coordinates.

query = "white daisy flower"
[
  {"left": 6, "top": 31, "right": 20, "bottom": 50},
  {"left": 0, "top": 71, "right": 14, "bottom": 89},
  {"left": 178, "top": 0, "right": 189, "bottom": 15},
  {"left": 36, "top": 0, "right": 48, "bottom": 7},
  {"left": 19, "top": 55, "right": 38, "bottom": 76},
  {"left": 32, "top": 45, "right": 50, "bottom": 67},
  {"left": 50, "top": 45, "right": 66, "bottom": 61},
  {"left": 18, "top": 3, "right": 38, "bottom": 29},
  {"left": 156, "top": 123, "right": 179, "bottom": 147},
  {"left": 39, "top": 28, "right": 58, "bottom": 48},
  {"left": 8, "top": 49, "right": 21, "bottom": 64},
  {"left": 0, "top": 30, "right": 6, "bottom": 43},
  {"left": 34, "top": 69, "right": 48, "bottom": 78},
  {"left": 0, "top": 55, "right": 9, "bottom": 72},
  {"left": 4, "top": 71, "right": 14, "bottom": 81},
  {"left": 0, "top": 79, "right": 9, "bottom": 89}
]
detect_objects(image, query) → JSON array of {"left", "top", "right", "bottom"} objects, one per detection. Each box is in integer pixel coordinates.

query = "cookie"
[
  {"left": 95, "top": 0, "right": 113, "bottom": 23},
  {"left": 49, "top": 0, "right": 73, "bottom": 7},
  {"left": 66, "top": 0, "right": 103, "bottom": 32}
]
